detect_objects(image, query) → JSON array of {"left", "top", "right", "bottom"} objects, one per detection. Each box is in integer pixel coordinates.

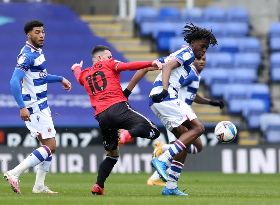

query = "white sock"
[
  {"left": 162, "top": 144, "right": 172, "bottom": 152},
  {"left": 11, "top": 146, "right": 51, "bottom": 177},
  {"left": 150, "top": 171, "right": 161, "bottom": 181},
  {"left": 34, "top": 155, "right": 52, "bottom": 189},
  {"left": 34, "top": 169, "right": 47, "bottom": 189}
]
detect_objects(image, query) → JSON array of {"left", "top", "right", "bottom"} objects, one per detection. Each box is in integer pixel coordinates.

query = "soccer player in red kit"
[{"left": 71, "top": 45, "right": 162, "bottom": 195}]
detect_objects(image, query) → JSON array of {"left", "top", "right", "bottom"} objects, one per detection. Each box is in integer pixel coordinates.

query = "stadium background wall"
[
  {"left": 0, "top": 145, "right": 280, "bottom": 174},
  {"left": 0, "top": 126, "right": 238, "bottom": 148}
]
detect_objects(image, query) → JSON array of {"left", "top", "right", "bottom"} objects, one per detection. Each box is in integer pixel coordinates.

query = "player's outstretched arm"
[
  {"left": 10, "top": 69, "right": 31, "bottom": 122},
  {"left": 194, "top": 94, "right": 211, "bottom": 105},
  {"left": 116, "top": 60, "right": 162, "bottom": 72},
  {"left": 125, "top": 66, "right": 160, "bottom": 97},
  {"left": 150, "top": 59, "right": 179, "bottom": 103},
  {"left": 71, "top": 60, "right": 84, "bottom": 85},
  {"left": 161, "top": 58, "right": 180, "bottom": 90},
  {"left": 194, "top": 94, "right": 224, "bottom": 109},
  {"left": 61, "top": 78, "right": 72, "bottom": 92},
  {"left": 46, "top": 74, "right": 71, "bottom": 92}
]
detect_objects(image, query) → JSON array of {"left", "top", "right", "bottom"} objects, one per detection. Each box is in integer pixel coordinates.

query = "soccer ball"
[{"left": 214, "top": 121, "right": 237, "bottom": 143}]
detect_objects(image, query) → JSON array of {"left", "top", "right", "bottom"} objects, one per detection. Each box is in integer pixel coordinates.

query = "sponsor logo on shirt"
[
  {"left": 183, "top": 52, "right": 191, "bottom": 61},
  {"left": 39, "top": 71, "right": 47, "bottom": 78},
  {"left": 17, "top": 53, "right": 26, "bottom": 65}
]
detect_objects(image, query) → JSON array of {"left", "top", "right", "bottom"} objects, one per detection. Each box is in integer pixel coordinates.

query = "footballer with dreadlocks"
[
  {"left": 149, "top": 22, "right": 218, "bottom": 195},
  {"left": 122, "top": 23, "right": 218, "bottom": 196}
]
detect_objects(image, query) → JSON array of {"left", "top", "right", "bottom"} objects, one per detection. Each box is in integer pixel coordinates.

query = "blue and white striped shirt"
[
  {"left": 180, "top": 64, "right": 201, "bottom": 105},
  {"left": 149, "top": 46, "right": 195, "bottom": 105},
  {"left": 16, "top": 42, "right": 48, "bottom": 114}
]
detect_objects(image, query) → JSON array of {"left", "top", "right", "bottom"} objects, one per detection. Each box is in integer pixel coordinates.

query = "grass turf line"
[{"left": 0, "top": 172, "right": 280, "bottom": 205}]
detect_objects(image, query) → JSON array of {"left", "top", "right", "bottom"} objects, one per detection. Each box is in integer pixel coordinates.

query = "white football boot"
[
  {"left": 3, "top": 171, "right": 21, "bottom": 194},
  {"left": 32, "top": 185, "right": 58, "bottom": 194}
]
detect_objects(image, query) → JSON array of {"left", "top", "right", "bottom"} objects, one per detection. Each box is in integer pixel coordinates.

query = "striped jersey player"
[
  {"left": 148, "top": 23, "right": 218, "bottom": 195},
  {"left": 147, "top": 54, "right": 225, "bottom": 186},
  {"left": 4, "top": 20, "right": 72, "bottom": 194}
]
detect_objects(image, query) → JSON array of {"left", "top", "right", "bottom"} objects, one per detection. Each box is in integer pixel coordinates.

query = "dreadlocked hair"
[{"left": 182, "top": 22, "right": 218, "bottom": 46}]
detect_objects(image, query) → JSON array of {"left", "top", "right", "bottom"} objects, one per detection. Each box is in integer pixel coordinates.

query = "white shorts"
[
  {"left": 166, "top": 129, "right": 177, "bottom": 142},
  {"left": 166, "top": 128, "right": 201, "bottom": 143},
  {"left": 150, "top": 99, "right": 197, "bottom": 132},
  {"left": 25, "top": 107, "right": 56, "bottom": 139}
]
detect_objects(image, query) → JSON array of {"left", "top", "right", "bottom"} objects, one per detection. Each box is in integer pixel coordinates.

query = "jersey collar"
[
  {"left": 182, "top": 45, "right": 193, "bottom": 52},
  {"left": 191, "top": 65, "right": 200, "bottom": 77},
  {"left": 26, "top": 41, "right": 41, "bottom": 52}
]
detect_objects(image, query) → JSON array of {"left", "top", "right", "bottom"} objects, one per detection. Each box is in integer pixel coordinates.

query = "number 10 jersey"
[{"left": 75, "top": 59, "right": 128, "bottom": 116}]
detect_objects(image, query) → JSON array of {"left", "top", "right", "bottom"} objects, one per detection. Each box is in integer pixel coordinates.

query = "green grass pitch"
[{"left": 0, "top": 172, "right": 279, "bottom": 205}]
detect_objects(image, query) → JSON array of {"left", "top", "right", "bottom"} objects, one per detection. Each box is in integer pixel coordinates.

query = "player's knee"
[
  {"left": 150, "top": 126, "right": 160, "bottom": 140},
  {"left": 195, "top": 124, "right": 205, "bottom": 137},
  {"left": 49, "top": 144, "right": 56, "bottom": 153},
  {"left": 141, "top": 124, "right": 160, "bottom": 140}
]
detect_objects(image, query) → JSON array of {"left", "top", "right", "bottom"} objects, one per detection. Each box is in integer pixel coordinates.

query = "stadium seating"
[
  {"left": 246, "top": 83, "right": 271, "bottom": 112},
  {"left": 152, "top": 22, "right": 176, "bottom": 51},
  {"left": 181, "top": 7, "right": 204, "bottom": 22},
  {"left": 223, "top": 84, "right": 248, "bottom": 103},
  {"left": 227, "top": 7, "right": 250, "bottom": 23},
  {"left": 269, "top": 22, "right": 280, "bottom": 38},
  {"left": 212, "top": 52, "right": 234, "bottom": 68},
  {"left": 169, "top": 37, "right": 186, "bottom": 53},
  {"left": 174, "top": 22, "right": 187, "bottom": 37},
  {"left": 229, "top": 69, "right": 257, "bottom": 83},
  {"left": 242, "top": 99, "right": 267, "bottom": 129},
  {"left": 135, "top": 7, "right": 157, "bottom": 25},
  {"left": 217, "top": 37, "right": 239, "bottom": 53},
  {"left": 158, "top": 7, "right": 181, "bottom": 22},
  {"left": 224, "top": 22, "right": 249, "bottom": 37},
  {"left": 264, "top": 126, "right": 280, "bottom": 143},
  {"left": 238, "top": 37, "right": 262, "bottom": 54},
  {"left": 204, "top": 68, "right": 228, "bottom": 86},
  {"left": 228, "top": 99, "right": 246, "bottom": 114},
  {"left": 270, "top": 52, "right": 280, "bottom": 68},
  {"left": 204, "top": 22, "right": 224, "bottom": 37},
  {"left": 234, "top": 52, "right": 261, "bottom": 69},
  {"left": 269, "top": 37, "right": 280, "bottom": 51},
  {"left": 139, "top": 21, "right": 155, "bottom": 36},
  {"left": 260, "top": 113, "right": 280, "bottom": 132},
  {"left": 260, "top": 113, "right": 280, "bottom": 143},
  {"left": 271, "top": 67, "right": 280, "bottom": 82},
  {"left": 204, "top": 7, "right": 226, "bottom": 22}
]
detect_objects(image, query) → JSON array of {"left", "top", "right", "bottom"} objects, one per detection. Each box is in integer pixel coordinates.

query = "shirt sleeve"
[
  {"left": 15, "top": 53, "right": 34, "bottom": 72},
  {"left": 10, "top": 69, "right": 26, "bottom": 109},
  {"left": 73, "top": 66, "right": 84, "bottom": 86},
  {"left": 157, "top": 56, "right": 167, "bottom": 63},
  {"left": 174, "top": 48, "right": 195, "bottom": 66},
  {"left": 47, "top": 74, "right": 63, "bottom": 83},
  {"left": 182, "top": 70, "right": 195, "bottom": 87},
  {"left": 111, "top": 59, "right": 153, "bottom": 72}
]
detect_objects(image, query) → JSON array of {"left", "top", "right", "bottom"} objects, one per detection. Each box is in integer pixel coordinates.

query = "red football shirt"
[{"left": 74, "top": 59, "right": 153, "bottom": 116}]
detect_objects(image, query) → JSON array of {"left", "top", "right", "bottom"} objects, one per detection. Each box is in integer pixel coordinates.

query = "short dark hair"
[
  {"left": 91, "top": 45, "right": 111, "bottom": 59},
  {"left": 24, "top": 20, "right": 44, "bottom": 34},
  {"left": 183, "top": 22, "right": 218, "bottom": 46}
]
